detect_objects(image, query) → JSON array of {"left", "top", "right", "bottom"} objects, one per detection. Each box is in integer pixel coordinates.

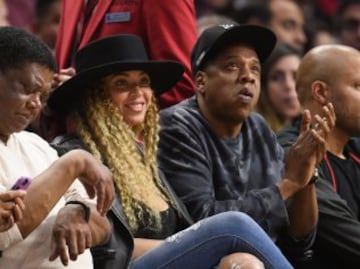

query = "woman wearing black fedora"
[{"left": 48, "top": 34, "right": 293, "bottom": 269}]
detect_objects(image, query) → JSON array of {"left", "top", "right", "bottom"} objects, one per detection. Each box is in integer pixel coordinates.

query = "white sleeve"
[{"left": 0, "top": 224, "right": 23, "bottom": 251}]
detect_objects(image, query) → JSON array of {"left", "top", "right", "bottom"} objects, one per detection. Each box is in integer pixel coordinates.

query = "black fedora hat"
[
  {"left": 48, "top": 34, "right": 184, "bottom": 113},
  {"left": 191, "top": 24, "right": 277, "bottom": 74}
]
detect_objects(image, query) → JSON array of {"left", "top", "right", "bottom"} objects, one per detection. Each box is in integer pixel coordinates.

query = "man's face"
[
  {"left": 269, "top": 0, "right": 306, "bottom": 52},
  {"left": 198, "top": 44, "right": 261, "bottom": 126},
  {"left": 0, "top": 63, "right": 53, "bottom": 140},
  {"left": 340, "top": 4, "right": 360, "bottom": 50},
  {"left": 329, "top": 54, "right": 360, "bottom": 136},
  {"left": 33, "top": 1, "right": 61, "bottom": 50}
]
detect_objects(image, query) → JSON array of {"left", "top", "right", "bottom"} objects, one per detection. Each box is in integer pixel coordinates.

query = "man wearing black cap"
[{"left": 158, "top": 24, "right": 335, "bottom": 265}]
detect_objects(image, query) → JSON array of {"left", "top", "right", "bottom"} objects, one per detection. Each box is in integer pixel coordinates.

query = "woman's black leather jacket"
[{"left": 51, "top": 134, "right": 193, "bottom": 269}]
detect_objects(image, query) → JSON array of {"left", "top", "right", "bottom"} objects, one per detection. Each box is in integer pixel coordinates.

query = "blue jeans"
[{"left": 131, "top": 212, "right": 293, "bottom": 269}]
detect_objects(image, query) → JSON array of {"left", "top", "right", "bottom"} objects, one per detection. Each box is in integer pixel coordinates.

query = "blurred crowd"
[
  {"left": 2, "top": 0, "right": 359, "bottom": 54},
  {"left": 2, "top": 0, "right": 360, "bottom": 133}
]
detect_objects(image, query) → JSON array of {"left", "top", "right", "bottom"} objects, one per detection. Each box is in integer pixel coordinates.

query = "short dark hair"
[{"left": 0, "top": 26, "right": 57, "bottom": 73}]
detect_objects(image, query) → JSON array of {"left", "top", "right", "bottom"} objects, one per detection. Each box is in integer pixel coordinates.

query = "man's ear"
[
  {"left": 195, "top": 71, "right": 206, "bottom": 94},
  {"left": 311, "top": 80, "right": 329, "bottom": 105}
]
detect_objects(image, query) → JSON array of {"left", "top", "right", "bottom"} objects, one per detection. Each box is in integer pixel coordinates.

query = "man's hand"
[
  {"left": 49, "top": 204, "right": 92, "bottom": 266},
  {"left": 51, "top": 67, "right": 76, "bottom": 89},
  {"left": 0, "top": 190, "right": 26, "bottom": 232},
  {"left": 281, "top": 103, "right": 335, "bottom": 196}
]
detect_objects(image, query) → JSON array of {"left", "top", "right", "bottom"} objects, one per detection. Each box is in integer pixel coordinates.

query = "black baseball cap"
[{"left": 191, "top": 24, "right": 277, "bottom": 74}]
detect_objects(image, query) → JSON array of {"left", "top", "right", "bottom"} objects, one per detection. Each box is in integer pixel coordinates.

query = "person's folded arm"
[
  {"left": 49, "top": 202, "right": 111, "bottom": 266},
  {"left": 16, "top": 149, "right": 114, "bottom": 238}
]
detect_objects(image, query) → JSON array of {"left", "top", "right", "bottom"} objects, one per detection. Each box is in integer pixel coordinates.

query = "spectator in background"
[
  {"left": 337, "top": 0, "right": 360, "bottom": 50},
  {"left": 293, "top": 1, "right": 338, "bottom": 51},
  {"left": 5, "top": 0, "right": 35, "bottom": 29},
  {"left": 256, "top": 43, "right": 301, "bottom": 132},
  {"left": 55, "top": 0, "right": 197, "bottom": 109},
  {"left": 269, "top": 0, "right": 307, "bottom": 53},
  {"left": 0, "top": 0, "right": 9, "bottom": 26},
  {"left": 25, "top": 0, "right": 63, "bottom": 140},
  {"left": 306, "top": 20, "right": 337, "bottom": 49},
  {"left": 31, "top": 0, "right": 61, "bottom": 51}
]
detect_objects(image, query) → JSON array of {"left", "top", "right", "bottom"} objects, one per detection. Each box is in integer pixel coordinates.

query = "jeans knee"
[
  {"left": 217, "top": 212, "right": 256, "bottom": 229},
  {"left": 219, "top": 253, "right": 265, "bottom": 269}
]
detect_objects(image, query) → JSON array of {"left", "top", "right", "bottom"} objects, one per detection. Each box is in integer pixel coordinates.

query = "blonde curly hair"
[{"left": 74, "top": 84, "right": 170, "bottom": 232}]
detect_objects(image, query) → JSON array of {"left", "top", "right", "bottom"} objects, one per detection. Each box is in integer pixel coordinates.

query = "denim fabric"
[{"left": 131, "top": 212, "right": 293, "bottom": 269}]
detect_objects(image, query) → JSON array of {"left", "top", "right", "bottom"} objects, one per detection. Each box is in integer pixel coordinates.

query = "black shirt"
[
  {"left": 322, "top": 151, "right": 360, "bottom": 219},
  {"left": 134, "top": 206, "right": 178, "bottom": 239}
]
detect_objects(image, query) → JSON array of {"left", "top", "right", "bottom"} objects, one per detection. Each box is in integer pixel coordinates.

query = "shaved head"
[
  {"left": 296, "top": 45, "right": 360, "bottom": 105},
  {"left": 297, "top": 44, "right": 360, "bottom": 136}
]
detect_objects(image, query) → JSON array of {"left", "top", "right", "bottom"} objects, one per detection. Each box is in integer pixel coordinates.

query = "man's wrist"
[
  {"left": 277, "top": 179, "right": 302, "bottom": 200},
  {"left": 65, "top": 201, "right": 90, "bottom": 222},
  {"left": 308, "top": 168, "right": 319, "bottom": 185}
]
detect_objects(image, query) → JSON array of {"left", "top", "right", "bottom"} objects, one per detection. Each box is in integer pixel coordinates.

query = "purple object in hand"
[{"left": 11, "top": 177, "right": 32, "bottom": 190}]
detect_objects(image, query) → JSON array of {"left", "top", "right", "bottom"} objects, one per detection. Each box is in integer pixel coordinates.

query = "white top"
[{"left": 0, "top": 131, "right": 93, "bottom": 269}]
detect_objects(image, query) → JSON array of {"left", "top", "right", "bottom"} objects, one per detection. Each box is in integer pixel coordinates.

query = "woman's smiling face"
[{"left": 103, "top": 70, "right": 153, "bottom": 127}]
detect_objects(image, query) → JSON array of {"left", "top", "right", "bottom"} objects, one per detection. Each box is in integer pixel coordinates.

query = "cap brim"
[
  {"left": 205, "top": 25, "right": 276, "bottom": 65},
  {"left": 48, "top": 61, "right": 184, "bottom": 113}
]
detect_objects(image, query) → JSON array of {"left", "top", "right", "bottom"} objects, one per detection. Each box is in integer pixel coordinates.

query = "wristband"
[
  {"left": 65, "top": 200, "right": 90, "bottom": 222},
  {"left": 308, "top": 168, "right": 319, "bottom": 185}
]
